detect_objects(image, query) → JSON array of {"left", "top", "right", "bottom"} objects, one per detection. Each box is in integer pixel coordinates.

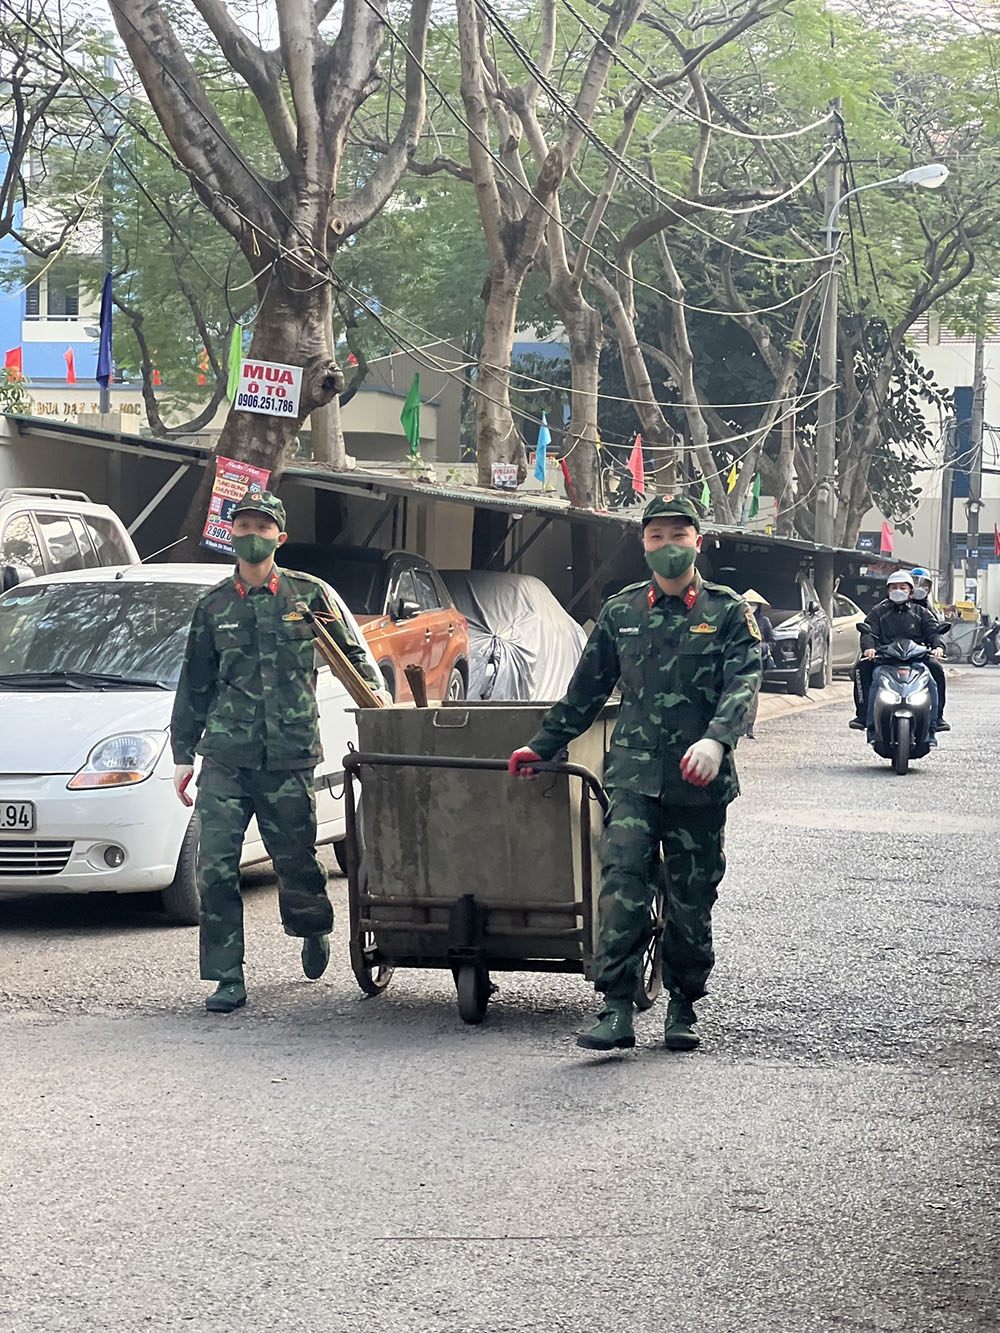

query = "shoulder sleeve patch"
[{"left": 744, "top": 605, "right": 762, "bottom": 642}]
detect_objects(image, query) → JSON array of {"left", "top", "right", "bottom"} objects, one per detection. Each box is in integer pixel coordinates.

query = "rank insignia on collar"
[
  {"left": 647, "top": 583, "right": 657, "bottom": 608},
  {"left": 690, "top": 622, "right": 717, "bottom": 634},
  {"left": 683, "top": 584, "right": 698, "bottom": 609}
]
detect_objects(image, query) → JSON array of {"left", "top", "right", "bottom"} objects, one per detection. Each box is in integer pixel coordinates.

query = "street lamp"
[
  {"left": 813, "top": 161, "right": 951, "bottom": 585},
  {"left": 823, "top": 163, "right": 950, "bottom": 254}
]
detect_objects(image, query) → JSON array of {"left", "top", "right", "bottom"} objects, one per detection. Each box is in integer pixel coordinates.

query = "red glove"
[{"left": 509, "top": 747, "right": 541, "bottom": 777}]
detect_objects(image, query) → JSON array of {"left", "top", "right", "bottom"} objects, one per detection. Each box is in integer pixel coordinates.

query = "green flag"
[
  {"left": 700, "top": 478, "right": 710, "bottom": 508},
  {"left": 226, "top": 324, "right": 242, "bottom": 403},
  {"left": 748, "top": 472, "right": 761, "bottom": 519},
  {"left": 401, "top": 373, "right": 421, "bottom": 458}
]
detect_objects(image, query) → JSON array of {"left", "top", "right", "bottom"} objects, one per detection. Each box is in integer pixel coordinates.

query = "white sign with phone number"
[{"left": 234, "top": 359, "right": 302, "bottom": 417}]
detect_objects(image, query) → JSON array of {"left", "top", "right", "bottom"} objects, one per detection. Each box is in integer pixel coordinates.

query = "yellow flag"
[{"left": 726, "top": 464, "right": 737, "bottom": 494}]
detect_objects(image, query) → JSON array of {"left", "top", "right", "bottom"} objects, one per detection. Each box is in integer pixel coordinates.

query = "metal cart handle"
[{"left": 343, "top": 751, "right": 609, "bottom": 813}]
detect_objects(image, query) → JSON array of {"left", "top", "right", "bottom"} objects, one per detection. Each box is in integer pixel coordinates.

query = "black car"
[{"left": 762, "top": 574, "right": 832, "bottom": 695}]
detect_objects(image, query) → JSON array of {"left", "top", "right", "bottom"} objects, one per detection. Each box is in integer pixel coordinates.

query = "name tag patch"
[
  {"left": 618, "top": 626, "right": 640, "bottom": 636},
  {"left": 217, "top": 622, "right": 240, "bottom": 630},
  {"left": 690, "top": 622, "right": 717, "bottom": 634}
]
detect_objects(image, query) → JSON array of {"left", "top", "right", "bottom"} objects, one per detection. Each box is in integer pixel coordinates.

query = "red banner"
[
  {"left": 880, "top": 521, "right": 894, "bottom": 555},
  {"left": 200, "top": 455, "right": 271, "bottom": 555}
]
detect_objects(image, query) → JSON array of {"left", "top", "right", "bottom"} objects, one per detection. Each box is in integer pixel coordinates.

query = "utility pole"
[
  {"left": 814, "top": 98, "right": 841, "bottom": 614},
  {"left": 99, "top": 52, "right": 115, "bottom": 416},
  {"left": 966, "top": 328, "right": 986, "bottom": 602},
  {"left": 938, "top": 416, "right": 956, "bottom": 604}
]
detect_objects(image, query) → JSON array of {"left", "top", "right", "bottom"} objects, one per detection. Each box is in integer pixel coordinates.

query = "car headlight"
[{"left": 67, "top": 731, "right": 167, "bottom": 790}]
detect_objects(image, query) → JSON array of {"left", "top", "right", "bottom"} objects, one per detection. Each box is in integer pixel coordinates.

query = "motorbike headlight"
[
  {"left": 909, "top": 688, "right": 930, "bottom": 707},
  {"left": 878, "top": 688, "right": 902, "bottom": 705},
  {"left": 67, "top": 731, "right": 167, "bottom": 790}
]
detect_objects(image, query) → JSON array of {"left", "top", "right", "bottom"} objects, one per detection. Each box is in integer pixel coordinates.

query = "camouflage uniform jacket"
[
  {"left": 170, "top": 565, "right": 379, "bottom": 771},
  {"left": 527, "top": 573, "right": 762, "bottom": 806}
]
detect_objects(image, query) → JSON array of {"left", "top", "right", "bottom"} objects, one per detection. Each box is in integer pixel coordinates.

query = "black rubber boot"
[
  {"left": 663, "top": 994, "right": 699, "bottom": 1051},
  {"left": 301, "top": 933, "right": 330, "bottom": 980},
  {"left": 206, "top": 980, "right": 247, "bottom": 1013},
  {"left": 576, "top": 1000, "right": 636, "bottom": 1051}
]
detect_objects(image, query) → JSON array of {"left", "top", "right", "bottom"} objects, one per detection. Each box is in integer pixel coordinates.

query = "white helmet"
[{"left": 886, "top": 569, "right": 914, "bottom": 587}]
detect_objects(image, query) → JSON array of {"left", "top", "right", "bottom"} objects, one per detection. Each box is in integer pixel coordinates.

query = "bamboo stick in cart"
[{"left": 294, "top": 600, "right": 385, "bottom": 709}]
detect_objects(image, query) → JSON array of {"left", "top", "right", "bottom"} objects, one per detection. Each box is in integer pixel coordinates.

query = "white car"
[
  {"left": 831, "top": 592, "right": 866, "bottom": 673},
  {"left": 0, "top": 563, "right": 379, "bottom": 923}
]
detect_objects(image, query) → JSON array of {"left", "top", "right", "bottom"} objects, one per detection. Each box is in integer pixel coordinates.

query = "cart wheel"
[
  {"left": 349, "top": 856, "right": 395, "bottom": 997},
  {"left": 634, "top": 864, "right": 666, "bottom": 1011},
  {"left": 350, "top": 929, "right": 395, "bottom": 996},
  {"left": 456, "top": 964, "right": 494, "bottom": 1025}
]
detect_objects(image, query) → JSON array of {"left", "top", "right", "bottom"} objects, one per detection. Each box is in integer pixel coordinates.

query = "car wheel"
[
  {"left": 379, "top": 664, "right": 396, "bottom": 699},
  {"left": 791, "top": 650, "right": 809, "bottom": 697},
  {"left": 333, "top": 838, "right": 348, "bottom": 875},
  {"left": 445, "top": 667, "right": 466, "bottom": 701},
  {"left": 809, "top": 637, "right": 830, "bottom": 689},
  {"left": 161, "top": 817, "right": 200, "bottom": 926}
]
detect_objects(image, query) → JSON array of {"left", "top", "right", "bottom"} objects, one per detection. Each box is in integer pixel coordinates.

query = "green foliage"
[{"left": 0, "top": 370, "right": 31, "bottom": 415}]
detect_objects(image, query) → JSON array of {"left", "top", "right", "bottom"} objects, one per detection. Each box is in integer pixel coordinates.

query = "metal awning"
[{"left": 7, "top": 413, "right": 878, "bottom": 566}]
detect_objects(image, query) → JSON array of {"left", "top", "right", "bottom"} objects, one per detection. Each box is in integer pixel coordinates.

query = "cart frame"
[{"left": 342, "top": 751, "right": 665, "bottom": 1023}]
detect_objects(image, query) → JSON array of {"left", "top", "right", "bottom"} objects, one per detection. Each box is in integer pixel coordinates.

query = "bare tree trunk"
[
  {"left": 775, "top": 402, "right": 797, "bottom": 537},
  {"left": 476, "top": 275, "right": 529, "bottom": 484},
  {"left": 310, "top": 399, "right": 347, "bottom": 468},
  {"left": 552, "top": 292, "right": 603, "bottom": 508}
]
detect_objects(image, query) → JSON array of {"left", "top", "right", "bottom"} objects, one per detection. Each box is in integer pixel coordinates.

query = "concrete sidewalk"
[{"left": 756, "top": 676, "right": 854, "bottom": 724}]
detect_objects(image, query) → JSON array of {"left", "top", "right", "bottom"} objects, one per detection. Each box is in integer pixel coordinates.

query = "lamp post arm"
[{"left": 824, "top": 176, "right": 898, "bottom": 253}]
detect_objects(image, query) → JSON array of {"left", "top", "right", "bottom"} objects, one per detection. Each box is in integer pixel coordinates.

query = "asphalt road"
[{"left": 1, "top": 668, "right": 997, "bottom": 1332}]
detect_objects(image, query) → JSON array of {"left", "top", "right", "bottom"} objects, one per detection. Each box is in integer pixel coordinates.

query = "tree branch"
[{"left": 336, "top": 0, "right": 433, "bottom": 237}]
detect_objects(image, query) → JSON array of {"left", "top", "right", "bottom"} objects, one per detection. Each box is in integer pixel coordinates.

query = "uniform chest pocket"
[{"left": 276, "top": 619, "right": 316, "bottom": 673}]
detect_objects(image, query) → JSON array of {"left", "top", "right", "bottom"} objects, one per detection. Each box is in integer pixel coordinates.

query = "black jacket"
[{"left": 859, "top": 599, "right": 946, "bottom": 654}]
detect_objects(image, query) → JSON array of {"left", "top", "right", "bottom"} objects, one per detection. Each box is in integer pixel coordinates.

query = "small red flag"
[
  {"left": 560, "top": 458, "right": 578, "bottom": 506},
  {"left": 628, "top": 434, "right": 645, "bottom": 495},
  {"left": 5, "top": 346, "right": 22, "bottom": 379},
  {"left": 880, "top": 521, "right": 894, "bottom": 555},
  {"left": 994, "top": 524, "right": 1000, "bottom": 559},
  {"left": 63, "top": 347, "right": 76, "bottom": 384}
]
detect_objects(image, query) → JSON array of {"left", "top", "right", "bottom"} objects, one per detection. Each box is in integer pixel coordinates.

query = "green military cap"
[
  {"left": 231, "top": 488, "right": 286, "bottom": 530},
  {"left": 641, "top": 493, "right": 702, "bottom": 532}
]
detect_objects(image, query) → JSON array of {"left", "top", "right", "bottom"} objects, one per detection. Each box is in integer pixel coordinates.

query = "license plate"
[{"left": 0, "top": 802, "right": 35, "bottom": 832}]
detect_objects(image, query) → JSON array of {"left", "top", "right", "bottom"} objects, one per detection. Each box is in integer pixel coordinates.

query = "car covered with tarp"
[{"left": 440, "top": 570, "right": 587, "bottom": 702}]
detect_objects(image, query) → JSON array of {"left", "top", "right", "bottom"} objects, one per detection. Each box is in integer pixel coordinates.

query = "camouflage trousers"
[
  {"left": 196, "top": 759, "right": 333, "bottom": 981},
  {"left": 594, "top": 790, "right": 728, "bottom": 1003}
]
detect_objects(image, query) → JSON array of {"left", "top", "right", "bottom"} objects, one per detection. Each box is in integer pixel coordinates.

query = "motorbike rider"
[
  {"left": 909, "top": 567, "right": 937, "bottom": 610},
  {"left": 850, "top": 569, "right": 949, "bottom": 738}
]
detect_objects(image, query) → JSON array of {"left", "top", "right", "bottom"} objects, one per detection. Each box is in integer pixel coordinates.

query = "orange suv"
[{"left": 280, "top": 544, "right": 470, "bottom": 703}]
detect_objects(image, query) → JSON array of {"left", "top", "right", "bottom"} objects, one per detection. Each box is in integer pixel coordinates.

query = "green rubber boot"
[
  {"left": 301, "top": 933, "right": 330, "bottom": 980},
  {"left": 576, "top": 1000, "right": 636, "bottom": 1051},
  {"left": 663, "top": 994, "right": 699, "bottom": 1051},
  {"left": 205, "top": 980, "right": 247, "bottom": 1013}
]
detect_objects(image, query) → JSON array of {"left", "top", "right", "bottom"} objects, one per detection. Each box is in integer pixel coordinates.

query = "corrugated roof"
[{"left": 9, "top": 412, "right": 873, "bottom": 563}]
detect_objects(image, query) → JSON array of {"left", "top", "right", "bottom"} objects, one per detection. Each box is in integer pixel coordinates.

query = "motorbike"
[
  {"left": 867, "top": 638, "right": 937, "bottom": 775},
  {"left": 970, "top": 617, "right": 1000, "bottom": 667}
]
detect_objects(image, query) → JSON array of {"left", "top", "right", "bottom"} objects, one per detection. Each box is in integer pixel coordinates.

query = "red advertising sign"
[{"left": 200, "top": 455, "right": 271, "bottom": 554}]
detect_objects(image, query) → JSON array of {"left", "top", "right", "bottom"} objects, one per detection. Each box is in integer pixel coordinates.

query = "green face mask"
[
  {"left": 232, "top": 533, "right": 279, "bottom": 565},
  {"left": 645, "top": 542, "right": 696, "bottom": 581}
]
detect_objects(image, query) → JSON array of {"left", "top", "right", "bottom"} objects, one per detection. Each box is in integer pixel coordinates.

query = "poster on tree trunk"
[
  {"left": 200, "top": 455, "right": 272, "bottom": 554},
  {"left": 233, "top": 358, "right": 302, "bottom": 417}
]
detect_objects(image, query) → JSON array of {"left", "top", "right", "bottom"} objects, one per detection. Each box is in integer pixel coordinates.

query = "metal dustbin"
[{"left": 342, "top": 703, "right": 664, "bottom": 1024}]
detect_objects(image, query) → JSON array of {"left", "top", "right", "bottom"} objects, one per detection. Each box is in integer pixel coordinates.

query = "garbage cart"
[{"left": 341, "top": 703, "right": 664, "bottom": 1024}]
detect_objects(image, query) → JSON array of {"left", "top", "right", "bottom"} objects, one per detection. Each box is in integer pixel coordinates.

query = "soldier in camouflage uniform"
[
  {"left": 170, "top": 490, "right": 384, "bottom": 1013},
  {"left": 510, "top": 495, "right": 761, "bottom": 1051}
]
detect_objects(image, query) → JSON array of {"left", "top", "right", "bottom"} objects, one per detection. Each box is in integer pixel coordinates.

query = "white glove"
[
  {"left": 680, "top": 739, "right": 724, "bottom": 788},
  {"left": 373, "top": 688, "right": 394, "bottom": 707},
  {"left": 173, "top": 764, "right": 195, "bottom": 806}
]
